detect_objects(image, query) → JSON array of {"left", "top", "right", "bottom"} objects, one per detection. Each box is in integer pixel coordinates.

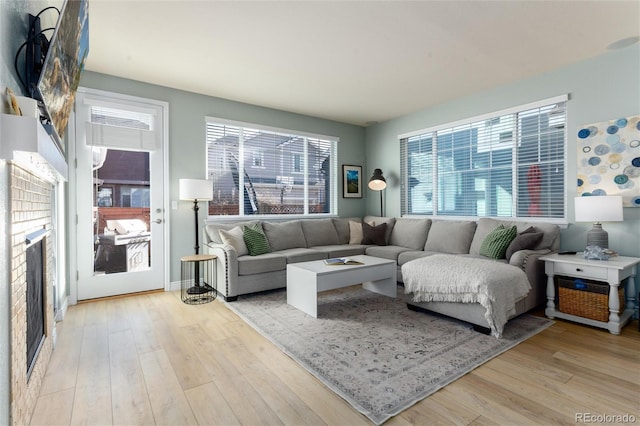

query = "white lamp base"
[{"left": 586, "top": 223, "right": 608, "bottom": 249}]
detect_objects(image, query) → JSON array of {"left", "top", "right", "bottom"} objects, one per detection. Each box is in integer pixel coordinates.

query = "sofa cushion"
[
  {"left": 365, "top": 245, "right": 412, "bottom": 261},
  {"left": 243, "top": 224, "right": 271, "bottom": 256},
  {"left": 309, "top": 245, "right": 367, "bottom": 258},
  {"left": 479, "top": 225, "right": 517, "bottom": 259},
  {"left": 461, "top": 253, "right": 509, "bottom": 264},
  {"left": 389, "top": 218, "right": 431, "bottom": 250},
  {"left": 397, "top": 251, "right": 434, "bottom": 266},
  {"left": 469, "top": 218, "right": 559, "bottom": 254},
  {"left": 505, "top": 226, "right": 544, "bottom": 261},
  {"left": 218, "top": 226, "right": 248, "bottom": 256},
  {"left": 524, "top": 222, "right": 560, "bottom": 251},
  {"left": 364, "top": 216, "right": 396, "bottom": 244},
  {"left": 362, "top": 222, "right": 387, "bottom": 245},
  {"left": 276, "top": 248, "right": 327, "bottom": 263},
  {"left": 333, "top": 217, "right": 360, "bottom": 244},
  {"left": 237, "top": 253, "right": 286, "bottom": 275},
  {"left": 349, "top": 220, "right": 364, "bottom": 244},
  {"left": 424, "top": 220, "right": 476, "bottom": 254},
  {"left": 205, "top": 220, "right": 260, "bottom": 244},
  {"left": 301, "top": 219, "right": 339, "bottom": 247},
  {"left": 263, "top": 220, "right": 307, "bottom": 251}
]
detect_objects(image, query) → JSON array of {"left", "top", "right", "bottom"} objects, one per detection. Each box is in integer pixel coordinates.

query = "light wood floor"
[{"left": 30, "top": 290, "right": 640, "bottom": 426}]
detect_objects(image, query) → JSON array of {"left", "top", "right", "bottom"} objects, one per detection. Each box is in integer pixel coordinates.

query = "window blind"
[
  {"left": 84, "top": 103, "right": 160, "bottom": 151},
  {"left": 400, "top": 96, "right": 567, "bottom": 220},
  {"left": 205, "top": 118, "right": 337, "bottom": 217}
]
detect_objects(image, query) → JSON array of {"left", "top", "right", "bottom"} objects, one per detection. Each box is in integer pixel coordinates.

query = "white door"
[{"left": 72, "top": 88, "right": 168, "bottom": 300}]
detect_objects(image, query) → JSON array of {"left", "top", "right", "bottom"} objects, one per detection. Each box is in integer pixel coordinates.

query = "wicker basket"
[{"left": 556, "top": 276, "right": 624, "bottom": 322}]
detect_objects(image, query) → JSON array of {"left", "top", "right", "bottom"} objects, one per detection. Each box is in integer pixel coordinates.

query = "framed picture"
[{"left": 342, "top": 165, "right": 363, "bottom": 198}]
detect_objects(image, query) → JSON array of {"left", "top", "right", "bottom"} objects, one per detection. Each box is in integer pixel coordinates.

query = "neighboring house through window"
[
  {"left": 206, "top": 117, "right": 338, "bottom": 216},
  {"left": 400, "top": 95, "right": 568, "bottom": 221}
]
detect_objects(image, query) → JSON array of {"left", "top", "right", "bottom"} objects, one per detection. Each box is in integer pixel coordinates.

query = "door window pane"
[{"left": 93, "top": 148, "right": 151, "bottom": 275}]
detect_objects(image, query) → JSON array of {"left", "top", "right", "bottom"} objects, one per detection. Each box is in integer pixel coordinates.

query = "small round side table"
[{"left": 180, "top": 254, "right": 217, "bottom": 305}]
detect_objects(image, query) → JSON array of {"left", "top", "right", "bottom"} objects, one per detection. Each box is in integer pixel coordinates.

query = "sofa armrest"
[
  {"left": 509, "top": 248, "right": 553, "bottom": 309},
  {"left": 204, "top": 242, "right": 239, "bottom": 299}
]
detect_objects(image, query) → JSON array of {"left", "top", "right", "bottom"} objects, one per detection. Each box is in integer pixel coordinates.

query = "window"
[
  {"left": 400, "top": 95, "right": 567, "bottom": 220},
  {"left": 121, "top": 186, "right": 150, "bottom": 208},
  {"left": 206, "top": 118, "right": 338, "bottom": 217},
  {"left": 251, "top": 151, "right": 264, "bottom": 168},
  {"left": 96, "top": 187, "right": 113, "bottom": 207},
  {"left": 292, "top": 153, "right": 303, "bottom": 173}
]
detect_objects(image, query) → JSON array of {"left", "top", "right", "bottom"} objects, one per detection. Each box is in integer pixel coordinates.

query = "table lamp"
[
  {"left": 368, "top": 168, "right": 387, "bottom": 216},
  {"left": 180, "top": 178, "right": 213, "bottom": 294},
  {"left": 574, "top": 195, "right": 623, "bottom": 249}
]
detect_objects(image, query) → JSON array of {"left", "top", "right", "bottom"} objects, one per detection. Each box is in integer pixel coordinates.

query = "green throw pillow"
[
  {"left": 243, "top": 224, "right": 270, "bottom": 256},
  {"left": 479, "top": 225, "right": 518, "bottom": 259}
]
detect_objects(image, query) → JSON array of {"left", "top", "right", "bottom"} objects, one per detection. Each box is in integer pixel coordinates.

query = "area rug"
[{"left": 225, "top": 286, "right": 553, "bottom": 425}]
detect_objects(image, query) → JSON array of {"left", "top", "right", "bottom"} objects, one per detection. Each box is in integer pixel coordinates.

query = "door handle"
[{"left": 153, "top": 219, "right": 163, "bottom": 224}]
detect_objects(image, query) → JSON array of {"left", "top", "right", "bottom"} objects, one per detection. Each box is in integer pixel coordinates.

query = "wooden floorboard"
[{"left": 30, "top": 291, "right": 640, "bottom": 425}]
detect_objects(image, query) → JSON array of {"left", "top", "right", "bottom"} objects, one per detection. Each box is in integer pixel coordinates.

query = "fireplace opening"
[{"left": 26, "top": 229, "right": 49, "bottom": 380}]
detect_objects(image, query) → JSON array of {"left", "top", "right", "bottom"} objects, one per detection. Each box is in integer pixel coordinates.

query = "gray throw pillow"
[
  {"left": 505, "top": 226, "right": 543, "bottom": 261},
  {"left": 361, "top": 222, "right": 387, "bottom": 245},
  {"left": 364, "top": 216, "right": 396, "bottom": 244}
]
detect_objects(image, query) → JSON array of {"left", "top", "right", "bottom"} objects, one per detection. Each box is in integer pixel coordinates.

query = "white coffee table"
[{"left": 286, "top": 255, "right": 397, "bottom": 317}]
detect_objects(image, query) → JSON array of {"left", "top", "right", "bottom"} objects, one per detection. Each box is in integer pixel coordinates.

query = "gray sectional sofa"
[{"left": 203, "top": 216, "right": 560, "bottom": 323}]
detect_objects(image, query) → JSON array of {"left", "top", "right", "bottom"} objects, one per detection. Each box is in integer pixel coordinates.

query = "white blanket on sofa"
[{"left": 402, "top": 254, "right": 531, "bottom": 338}]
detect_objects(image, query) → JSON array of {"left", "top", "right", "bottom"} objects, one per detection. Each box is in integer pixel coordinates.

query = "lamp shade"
[
  {"left": 574, "top": 195, "right": 623, "bottom": 223},
  {"left": 368, "top": 168, "right": 387, "bottom": 191},
  {"left": 179, "top": 179, "right": 213, "bottom": 201}
]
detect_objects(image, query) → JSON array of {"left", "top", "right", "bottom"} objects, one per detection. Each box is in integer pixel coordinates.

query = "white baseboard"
[
  {"left": 169, "top": 280, "right": 181, "bottom": 292},
  {"left": 55, "top": 296, "right": 68, "bottom": 322}
]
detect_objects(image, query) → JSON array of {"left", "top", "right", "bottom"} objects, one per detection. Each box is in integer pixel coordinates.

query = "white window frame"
[
  {"left": 399, "top": 95, "right": 568, "bottom": 223},
  {"left": 205, "top": 117, "right": 338, "bottom": 220}
]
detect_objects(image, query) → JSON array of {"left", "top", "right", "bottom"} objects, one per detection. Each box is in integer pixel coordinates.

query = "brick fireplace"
[{"left": 9, "top": 163, "right": 56, "bottom": 425}]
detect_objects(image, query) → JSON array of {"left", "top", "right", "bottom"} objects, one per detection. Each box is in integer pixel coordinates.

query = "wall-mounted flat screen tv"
[{"left": 37, "top": 0, "right": 89, "bottom": 154}]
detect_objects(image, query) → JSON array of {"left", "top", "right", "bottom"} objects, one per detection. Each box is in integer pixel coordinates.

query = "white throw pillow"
[
  {"left": 219, "top": 226, "right": 249, "bottom": 256},
  {"left": 348, "top": 221, "right": 363, "bottom": 245}
]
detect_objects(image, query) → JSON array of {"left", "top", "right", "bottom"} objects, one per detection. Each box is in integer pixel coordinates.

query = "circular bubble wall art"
[{"left": 577, "top": 116, "right": 640, "bottom": 207}]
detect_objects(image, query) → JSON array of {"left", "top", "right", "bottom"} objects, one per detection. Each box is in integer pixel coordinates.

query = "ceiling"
[{"left": 86, "top": 1, "right": 640, "bottom": 127}]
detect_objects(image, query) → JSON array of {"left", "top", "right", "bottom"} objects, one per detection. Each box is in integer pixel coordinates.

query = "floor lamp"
[
  {"left": 368, "top": 168, "right": 387, "bottom": 216},
  {"left": 180, "top": 178, "right": 213, "bottom": 294}
]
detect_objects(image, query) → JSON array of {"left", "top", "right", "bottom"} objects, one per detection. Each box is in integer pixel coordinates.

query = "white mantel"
[{"left": 1, "top": 114, "right": 68, "bottom": 183}]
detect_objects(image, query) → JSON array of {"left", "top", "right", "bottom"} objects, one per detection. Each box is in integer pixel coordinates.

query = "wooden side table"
[
  {"left": 181, "top": 254, "right": 217, "bottom": 304},
  {"left": 540, "top": 253, "right": 639, "bottom": 334}
]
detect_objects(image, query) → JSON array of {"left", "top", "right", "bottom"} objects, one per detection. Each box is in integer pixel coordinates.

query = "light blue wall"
[
  {"left": 79, "top": 71, "right": 366, "bottom": 283},
  {"left": 366, "top": 45, "right": 640, "bottom": 289}
]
